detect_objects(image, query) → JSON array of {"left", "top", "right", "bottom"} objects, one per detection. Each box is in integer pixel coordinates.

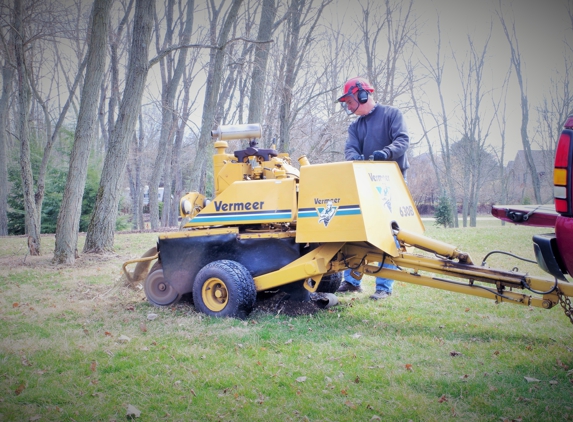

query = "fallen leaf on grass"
[
  {"left": 465, "top": 308, "right": 470, "bottom": 312},
  {"left": 352, "top": 333, "right": 362, "bottom": 339},
  {"left": 438, "top": 394, "right": 448, "bottom": 403},
  {"left": 139, "top": 323, "right": 147, "bottom": 333},
  {"left": 354, "top": 376, "right": 360, "bottom": 383},
  {"left": 13, "top": 303, "right": 19, "bottom": 308},
  {"left": 296, "top": 376, "right": 307, "bottom": 383},
  {"left": 104, "top": 331, "right": 112, "bottom": 337},
  {"left": 126, "top": 404, "right": 141, "bottom": 419},
  {"left": 493, "top": 350, "right": 500, "bottom": 355},
  {"left": 549, "top": 380, "right": 558, "bottom": 385},
  {"left": 405, "top": 364, "right": 413, "bottom": 371},
  {"left": 344, "top": 400, "right": 357, "bottom": 409},
  {"left": 29, "top": 415, "right": 41, "bottom": 421},
  {"left": 21, "top": 356, "right": 31, "bottom": 366},
  {"left": 117, "top": 335, "right": 131, "bottom": 343},
  {"left": 90, "top": 360, "right": 97, "bottom": 372},
  {"left": 524, "top": 376, "right": 540, "bottom": 383},
  {"left": 285, "top": 339, "right": 293, "bottom": 344},
  {"left": 450, "top": 351, "right": 462, "bottom": 357},
  {"left": 557, "top": 358, "right": 569, "bottom": 370},
  {"left": 14, "top": 383, "right": 25, "bottom": 395}
]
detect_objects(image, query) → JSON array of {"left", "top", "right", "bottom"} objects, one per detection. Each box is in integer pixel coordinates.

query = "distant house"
[
  {"left": 142, "top": 185, "right": 165, "bottom": 205},
  {"left": 506, "top": 150, "right": 553, "bottom": 204}
]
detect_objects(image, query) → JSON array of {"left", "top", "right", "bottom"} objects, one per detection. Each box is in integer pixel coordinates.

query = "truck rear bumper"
[{"left": 532, "top": 233, "right": 568, "bottom": 280}]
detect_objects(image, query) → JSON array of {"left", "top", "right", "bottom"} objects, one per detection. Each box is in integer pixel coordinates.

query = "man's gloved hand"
[{"left": 372, "top": 150, "right": 389, "bottom": 161}]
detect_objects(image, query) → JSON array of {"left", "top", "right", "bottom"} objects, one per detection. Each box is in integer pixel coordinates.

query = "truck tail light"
[{"left": 554, "top": 116, "right": 573, "bottom": 215}]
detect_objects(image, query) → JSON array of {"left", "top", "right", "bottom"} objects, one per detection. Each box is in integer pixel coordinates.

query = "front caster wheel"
[
  {"left": 144, "top": 261, "right": 182, "bottom": 307},
  {"left": 193, "top": 260, "right": 256, "bottom": 319}
]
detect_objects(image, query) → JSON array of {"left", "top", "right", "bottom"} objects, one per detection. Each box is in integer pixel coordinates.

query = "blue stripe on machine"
[
  {"left": 298, "top": 205, "right": 361, "bottom": 218},
  {"left": 193, "top": 210, "right": 293, "bottom": 223}
]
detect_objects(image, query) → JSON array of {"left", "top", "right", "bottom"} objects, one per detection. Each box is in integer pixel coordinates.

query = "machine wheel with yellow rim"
[
  {"left": 193, "top": 260, "right": 256, "bottom": 319},
  {"left": 144, "top": 261, "right": 182, "bottom": 307}
]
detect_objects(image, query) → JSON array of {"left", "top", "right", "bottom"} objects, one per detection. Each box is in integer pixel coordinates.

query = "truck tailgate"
[{"left": 491, "top": 204, "right": 558, "bottom": 227}]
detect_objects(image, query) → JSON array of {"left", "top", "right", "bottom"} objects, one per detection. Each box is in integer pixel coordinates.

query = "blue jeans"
[{"left": 343, "top": 263, "right": 396, "bottom": 294}]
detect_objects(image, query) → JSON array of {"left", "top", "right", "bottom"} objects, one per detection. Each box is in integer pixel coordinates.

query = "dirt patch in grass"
[{"left": 251, "top": 291, "right": 327, "bottom": 317}]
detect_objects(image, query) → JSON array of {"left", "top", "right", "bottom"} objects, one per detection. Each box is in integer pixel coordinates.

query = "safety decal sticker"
[
  {"left": 298, "top": 204, "right": 361, "bottom": 226},
  {"left": 317, "top": 201, "right": 337, "bottom": 227},
  {"left": 376, "top": 185, "right": 392, "bottom": 213}
]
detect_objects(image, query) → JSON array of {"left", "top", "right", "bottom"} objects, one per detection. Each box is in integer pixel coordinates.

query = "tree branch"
[{"left": 148, "top": 37, "right": 273, "bottom": 67}]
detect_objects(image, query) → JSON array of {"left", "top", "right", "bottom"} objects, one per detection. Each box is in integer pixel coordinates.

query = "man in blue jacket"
[{"left": 336, "top": 76, "right": 410, "bottom": 300}]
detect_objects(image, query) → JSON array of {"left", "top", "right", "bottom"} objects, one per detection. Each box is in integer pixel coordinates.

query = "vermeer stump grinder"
[{"left": 123, "top": 123, "right": 573, "bottom": 323}]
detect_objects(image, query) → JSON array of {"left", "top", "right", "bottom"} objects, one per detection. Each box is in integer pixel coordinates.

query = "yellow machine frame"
[{"left": 123, "top": 124, "right": 573, "bottom": 322}]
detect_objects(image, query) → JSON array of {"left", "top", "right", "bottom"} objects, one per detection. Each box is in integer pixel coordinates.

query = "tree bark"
[
  {"left": 14, "top": 0, "right": 40, "bottom": 255},
  {"left": 149, "top": 0, "right": 195, "bottom": 229},
  {"left": 0, "top": 61, "right": 14, "bottom": 236},
  {"left": 84, "top": 0, "right": 155, "bottom": 253},
  {"left": 248, "top": 0, "right": 277, "bottom": 124},
  {"left": 53, "top": 0, "right": 111, "bottom": 264},
  {"left": 188, "top": 0, "right": 244, "bottom": 193},
  {"left": 498, "top": 7, "right": 542, "bottom": 203}
]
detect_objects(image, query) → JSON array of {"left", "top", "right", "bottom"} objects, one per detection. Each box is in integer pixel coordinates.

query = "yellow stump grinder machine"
[{"left": 123, "top": 123, "right": 573, "bottom": 323}]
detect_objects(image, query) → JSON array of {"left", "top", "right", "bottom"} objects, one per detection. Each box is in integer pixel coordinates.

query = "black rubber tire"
[
  {"left": 193, "top": 260, "right": 256, "bottom": 319},
  {"left": 315, "top": 272, "right": 343, "bottom": 294},
  {"left": 144, "top": 261, "right": 182, "bottom": 307}
]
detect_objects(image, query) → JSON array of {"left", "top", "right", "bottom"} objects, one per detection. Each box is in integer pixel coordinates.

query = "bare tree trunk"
[
  {"left": 248, "top": 0, "right": 277, "bottom": 124},
  {"left": 84, "top": 0, "right": 155, "bottom": 253},
  {"left": 419, "top": 18, "right": 457, "bottom": 227},
  {"left": 128, "top": 114, "right": 145, "bottom": 230},
  {"left": 498, "top": 6, "right": 542, "bottom": 203},
  {"left": 149, "top": 0, "right": 194, "bottom": 229},
  {"left": 0, "top": 62, "right": 14, "bottom": 236},
  {"left": 278, "top": 0, "right": 331, "bottom": 154},
  {"left": 53, "top": 0, "right": 111, "bottom": 264},
  {"left": 188, "top": 0, "right": 244, "bottom": 193},
  {"left": 14, "top": 0, "right": 40, "bottom": 255},
  {"left": 106, "top": 0, "right": 135, "bottom": 153},
  {"left": 169, "top": 76, "right": 193, "bottom": 227}
]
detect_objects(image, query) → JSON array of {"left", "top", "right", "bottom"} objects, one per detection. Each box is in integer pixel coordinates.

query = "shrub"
[{"left": 434, "top": 194, "right": 453, "bottom": 228}]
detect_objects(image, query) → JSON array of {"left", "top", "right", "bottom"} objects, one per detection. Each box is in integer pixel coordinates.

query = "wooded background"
[{"left": 1, "top": 0, "right": 572, "bottom": 263}]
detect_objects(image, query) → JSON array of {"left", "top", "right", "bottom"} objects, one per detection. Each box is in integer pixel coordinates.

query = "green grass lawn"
[{"left": 0, "top": 221, "right": 572, "bottom": 421}]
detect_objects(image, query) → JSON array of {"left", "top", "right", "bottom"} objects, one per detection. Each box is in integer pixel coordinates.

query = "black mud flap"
[
  {"left": 158, "top": 234, "right": 302, "bottom": 295},
  {"left": 532, "top": 233, "right": 567, "bottom": 281}
]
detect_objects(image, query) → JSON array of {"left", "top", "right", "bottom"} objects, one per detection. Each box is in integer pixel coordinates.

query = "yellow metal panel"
[
  {"left": 297, "top": 161, "right": 366, "bottom": 243},
  {"left": 215, "top": 162, "right": 251, "bottom": 195},
  {"left": 188, "top": 178, "right": 297, "bottom": 226},
  {"left": 296, "top": 161, "right": 424, "bottom": 256}
]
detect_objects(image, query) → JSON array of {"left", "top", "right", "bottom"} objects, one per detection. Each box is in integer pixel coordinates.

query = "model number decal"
[{"left": 399, "top": 205, "right": 414, "bottom": 217}]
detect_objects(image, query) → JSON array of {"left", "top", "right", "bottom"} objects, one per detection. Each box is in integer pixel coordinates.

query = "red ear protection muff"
[{"left": 356, "top": 82, "right": 369, "bottom": 104}]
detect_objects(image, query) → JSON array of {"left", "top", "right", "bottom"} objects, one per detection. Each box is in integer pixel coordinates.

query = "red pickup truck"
[{"left": 492, "top": 115, "right": 573, "bottom": 281}]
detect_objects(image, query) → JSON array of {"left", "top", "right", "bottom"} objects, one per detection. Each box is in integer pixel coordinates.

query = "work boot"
[
  {"left": 370, "top": 290, "right": 391, "bottom": 300},
  {"left": 336, "top": 281, "right": 363, "bottom": 293}
]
